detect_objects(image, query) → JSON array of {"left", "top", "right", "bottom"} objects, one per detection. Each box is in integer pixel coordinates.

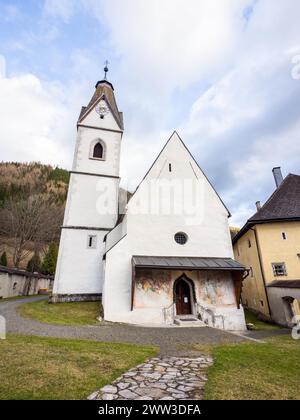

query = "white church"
[{"left": 52, "top": 74, "right": 247, "bottom": 331}]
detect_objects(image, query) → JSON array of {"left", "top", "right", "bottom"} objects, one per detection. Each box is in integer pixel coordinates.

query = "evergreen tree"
[
  {"left": 41, "top": 243, "right": 58, "bottom": 275},
  {"left": 0, "top": 251, "right": 7, "bottom": 266},
  {"left": 27, "top": 253, "right": 41, "bottom": 273},
  {"left": 48, "top": 167, "right": 70, "bottom": 184}
]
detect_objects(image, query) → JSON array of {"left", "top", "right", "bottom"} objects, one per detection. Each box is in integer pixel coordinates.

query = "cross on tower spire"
[{"left": 104, "top": 60, "right": 109, "bottom": 80}]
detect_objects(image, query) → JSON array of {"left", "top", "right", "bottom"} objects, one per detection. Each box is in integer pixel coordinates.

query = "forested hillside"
[
  {"left": 0, "top": 162, "right": 69, "bottom": 272},
  {"left": 0, "top": 162, "right": 130, "bottom": 274},
  {"left": 0, "top": 162, "right": 69, "bottom": 206}
]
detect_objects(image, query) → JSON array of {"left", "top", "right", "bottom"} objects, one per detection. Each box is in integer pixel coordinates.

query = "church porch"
[{"left": 131, "top": 256, "right": 248, "bottom": 331}]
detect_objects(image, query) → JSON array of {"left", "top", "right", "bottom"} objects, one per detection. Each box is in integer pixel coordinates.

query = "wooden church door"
[{"left": 175, "top": 279, "right": 192, "bottom": 315}]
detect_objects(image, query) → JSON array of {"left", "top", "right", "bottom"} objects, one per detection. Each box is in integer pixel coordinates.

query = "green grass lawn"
[
  {"left": 18, "top": 299, "right": 103, "bottom": 326},
  {"left": 7, "top": 298, "right": 299, "bottom": 400},
  {"left": 204, "top": 336, "right": 300, "bottom": 400},
  {"left": 0, "top": 334, "right": 158, "bottom": 400},
  {"left": 244, "top": 308, "right": 281, "bottom": 330}
]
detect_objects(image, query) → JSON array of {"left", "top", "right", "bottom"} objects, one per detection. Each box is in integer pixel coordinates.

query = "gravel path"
[{"left": 0, "top": 296, "right": 289, "bottom": 355}]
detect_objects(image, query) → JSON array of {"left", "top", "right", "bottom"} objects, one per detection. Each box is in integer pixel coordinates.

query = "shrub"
[
  {"left": 0, "top": 251, "right": 7, "bottom": 266},
  {"left": 41, "top": 244, "right": 58, "bottom": 275},
  {"left": 27, "top": 254, "right": 41, "bottom": 273}
]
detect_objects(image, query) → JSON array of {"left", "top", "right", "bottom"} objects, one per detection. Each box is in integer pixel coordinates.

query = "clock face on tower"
[{"left": 95, "top": 103, "right": 109, "bottom": 119}]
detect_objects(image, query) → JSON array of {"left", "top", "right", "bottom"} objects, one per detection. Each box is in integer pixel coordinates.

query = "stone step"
[{"left": 174, "top": 317, "right": 206, "bottom": 327}]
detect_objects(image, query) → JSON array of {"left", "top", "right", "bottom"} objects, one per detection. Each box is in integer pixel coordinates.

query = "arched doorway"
[
  {"left": 282, "top": 296, "right": 300, "bottom": 325},
  {"left": 174, "top": 277, "right": 193, "bottom": 315}
]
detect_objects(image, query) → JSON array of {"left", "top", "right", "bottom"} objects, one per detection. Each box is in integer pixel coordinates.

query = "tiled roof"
[
  {"left": 78, "top": 106, "right": 87, "bottom": 121},
  {"left": 132, "top": 256, "right": 245, "bottom": 271},
  {"left": 0, "top": 265, "right": 53, "bottom": 279},
  {"left": 249, "top": 174, "right": 300, "bottom": 222},
  {"left": 233, "top": 174, "right": 300, "bottom": 243}
]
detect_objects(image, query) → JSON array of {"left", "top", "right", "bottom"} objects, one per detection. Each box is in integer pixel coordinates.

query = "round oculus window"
[{"left": 174, "top": 232, "right": 188, "bottom": 245}]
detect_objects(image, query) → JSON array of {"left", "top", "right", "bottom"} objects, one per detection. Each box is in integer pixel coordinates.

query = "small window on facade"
[
  {"left": 174, "top": 232, "right": 188, "bottom": 245},
  {"left": 260, "top": 300, "right": 264, "bottom": 307},
  {"left": 169, "top": 163, "right": 172, "bottom": 172},
  {"left": 87, "top": 235, "right": 97, "bottom": 249},
  {"left": 248, "top": 240, "right": 252, "bottom": 248},
  {"left": 272, "top": 262, "right": 287, "bottom": 276},
  {"left": 282, "top": 232, "right": 287, "bottom": 240},
  {"left": 93, "top": 142, "right": 104, "bottom": 159}
]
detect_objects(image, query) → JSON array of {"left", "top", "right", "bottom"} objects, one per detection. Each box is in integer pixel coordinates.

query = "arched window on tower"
[
  {"left": 93, "top": 142, "right": 103, "bottom": 159},
  {"left": 90, "top": 139, "right": 106, "bottom": 161}
]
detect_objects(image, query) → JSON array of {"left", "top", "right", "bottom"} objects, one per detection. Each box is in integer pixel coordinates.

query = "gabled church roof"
[
  {"left": 130, "top": 131, "right": 231, "bottom": 217},
  {"left": 106, "top": 131, "right": 231, "bottom": 254},
  {"left": 78, "top": 80, "right": 124, "bottom": 130}
]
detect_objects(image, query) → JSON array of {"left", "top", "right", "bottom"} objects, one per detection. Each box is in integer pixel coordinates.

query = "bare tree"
[{"left": 0, "top": 195, "right": 63, "bottom": 267}]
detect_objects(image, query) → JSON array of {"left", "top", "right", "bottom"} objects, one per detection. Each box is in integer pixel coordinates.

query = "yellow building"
[{"left": 233, "top": 168, "right": 300, "bottom": 327}]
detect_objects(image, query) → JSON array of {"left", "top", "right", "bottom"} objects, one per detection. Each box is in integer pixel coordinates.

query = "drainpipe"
[{"left": 250, "top": 226, "right": 272, "bottom": 318}]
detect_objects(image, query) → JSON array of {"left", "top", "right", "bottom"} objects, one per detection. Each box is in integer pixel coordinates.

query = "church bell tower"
[{"left": 52, "top": 67, "right": 123, "bottom": 302}]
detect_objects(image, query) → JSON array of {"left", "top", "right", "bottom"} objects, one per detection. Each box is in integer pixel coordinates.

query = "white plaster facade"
[
  {"left": 52, "top": 81, "right": 123, "bottom": 301},
  {"left": 52, "top": 79, "right": 246, "bottom": 330},
  {"left": 103, "top": 132, "right": 246, "bottom": 330}
]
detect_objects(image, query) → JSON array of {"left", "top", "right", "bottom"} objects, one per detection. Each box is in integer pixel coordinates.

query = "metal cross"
[{"left": 104, "top": 60, "right": 109, "bottom": 80}]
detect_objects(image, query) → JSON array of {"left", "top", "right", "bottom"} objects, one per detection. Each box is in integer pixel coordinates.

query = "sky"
[{"left": 0, "top": 0, "right": 300, "bottom": 226}]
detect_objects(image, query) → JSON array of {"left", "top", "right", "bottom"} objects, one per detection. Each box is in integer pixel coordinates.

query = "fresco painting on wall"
[
  {"left": 136, "top": 270, "right": 171, "bottom": 294},
  {"left": 197, "top": 272, "right": 234, "bottom": 306}
]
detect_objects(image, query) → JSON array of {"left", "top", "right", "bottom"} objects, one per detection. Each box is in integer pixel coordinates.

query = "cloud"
[
  {"left": 0, "top": 61, "right": 72, "bottom": 167},
  {"left": 178, "top": 0, "right": 300, "bottom": 224},
  {"left": 93, "top": 0, "right": 250, "bottom": 94},
  {"left": 0, "top": 48, "right": 111, "bottom": 168},
  {"left": 0, "top": 4, "right": 22, "bottom": 22},
  {"left": 0, "top": 55, "right": 6, "bottom": 78},
  {"left": 2, "top": 0, "right": 300, "bottom": 227},
  {"left": 100, "top": 0, "right": 300, "bottom": 226},
  {"left": 81, "top": 0, "right": 300, "bottom": 226},
  {"left": 43, "top": 0, "right": 76, "bottom": 23}
]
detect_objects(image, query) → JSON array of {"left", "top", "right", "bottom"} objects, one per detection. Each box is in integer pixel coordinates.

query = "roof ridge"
[
  {"left": 127, "top": 131, "right": 230, "bottom": 217},
  {"left": 175, "top": 132, "right": 231, "bottom": 217}
]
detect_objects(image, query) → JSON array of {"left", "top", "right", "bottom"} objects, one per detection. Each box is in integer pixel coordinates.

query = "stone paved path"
[{"left": 88, "top": 356, "right": 213, "bottom": 400}]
